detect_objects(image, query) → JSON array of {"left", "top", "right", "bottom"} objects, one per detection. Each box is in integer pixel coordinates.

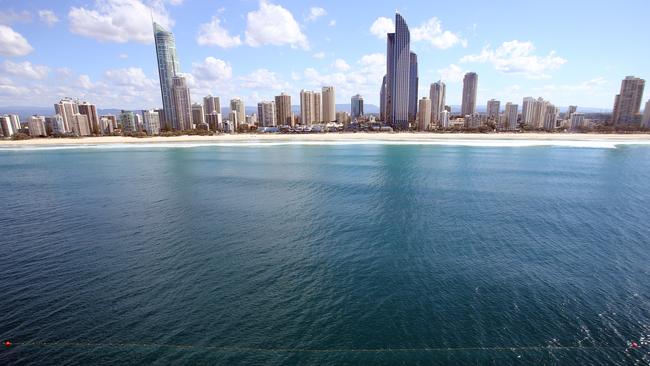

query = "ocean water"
[{"left": 0, "top": 142, "right": 649, "bottom": 365}]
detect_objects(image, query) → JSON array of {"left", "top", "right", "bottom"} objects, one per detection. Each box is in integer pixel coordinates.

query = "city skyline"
[{"left": 0, "top": 0, "right": 648, "bottom": 110}]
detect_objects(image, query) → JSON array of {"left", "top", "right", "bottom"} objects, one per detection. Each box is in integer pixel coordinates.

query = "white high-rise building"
[
  {"left": 642, "top": 100, "right": 650, "bottom": 128},
  {"left": 228, "top": 110, "right": 239, "bottom": 131},
  {"left": 487, "top": 99, "right": 500, "bottom": 121},
  {"left": 203, "top": 95, "right": 221, "bottom": 115},
  {"left": 191, "top": 103, "right": 205, "bottom": 127},
  {"left": 461, "top": 72, "right": 478, "bottom": 116},
  {"left": 300, "top": 90, "right": 322, "bottom": 125},
  {"left": 0, "top": 115, "right": 15, "bottom": 137},
  {"left": 54, "top": 98, "right": 79, "bottom": 133},
  {"left": 570, "top": 113, "right": 585, "bottom": 130},
  {"left": 322, "top": 86, "right": 336, "bottom": 123},
  {"left": 275, "top": 93, "right": 293, "bottom": 126},
  {"left": 230, "top": 98, "right": 245, "bottom": 125},
  {"left": 50, "top": 114, "right": 66, "bottom": 135},
  {"left": 504, "top": 103, "right": 518, "bottom": 131},
  {"left": 429, "top": 81, "right": 445, "bottom": 126},
  {"left": 171, "top": 75, "right": 192, "bottom": 130},
  {"left": 613, "top": 76, "right": 645, "bottom": 125},
  {"left": 143, "top": 110, "right": 161, "bottom": 135},
  {"left": 72, "top": 113, "right": 91, "bottom": 136},
  {"left": 544, "top": 104, "right": 559, "bottom": 131},
  {"left": 440, "top": 110, "right": 450, "bottom": 128},
  {"left": 417, "top": 97, "right": 431, "bottom": 131},
  {"left": 28, "top": 116, "right": 47, "bottom": 137},
  {"left": 257, "top": 101, "right": 277, "bottom": 127}
]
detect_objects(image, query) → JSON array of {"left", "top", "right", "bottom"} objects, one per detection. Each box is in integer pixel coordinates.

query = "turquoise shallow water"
[{"left": 0, "top": 144, "right": 649, "bottom": 365}]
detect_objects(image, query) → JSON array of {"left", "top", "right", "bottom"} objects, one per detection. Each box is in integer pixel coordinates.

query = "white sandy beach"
[{"left": 1, "top": 133, "right": 650, "bottom": 149}]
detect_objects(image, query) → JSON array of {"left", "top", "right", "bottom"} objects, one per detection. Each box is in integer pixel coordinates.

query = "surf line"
[{"left": 5, "top": 340, "right": 630, "bottom": 353}]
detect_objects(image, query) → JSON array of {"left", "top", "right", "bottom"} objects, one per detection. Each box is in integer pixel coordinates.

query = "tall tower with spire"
[
  {"left": 153, "top": 22, "right": 180, "bottom": 130},
  {"left": 383, "top": 12, "right": 416, "bottom": 130}
]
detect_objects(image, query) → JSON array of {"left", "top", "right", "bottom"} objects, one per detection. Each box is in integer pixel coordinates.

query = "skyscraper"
[
  {"left": 461, "top": 72, "right": 478, "bottom": 116},
  {"left": 300, "top": 90, "right": 316, "bottom": 125},
  {"left": 566, "top": 105, "right": 577, "bottom": 120},
  {"left": 153, "top": 22, "right": 180, "bottom": 130},
  {"left": 504, "top": 103, "right": 518, "bottom": 131},
  {"left": 72, "top": 113, "right": 91, "bottom": 136},
  {"left": 275, "top": 93, "right": 292, "bottom": 126},
  {"left": 351, "top": 94, "right": 364, "bottom": 119},
  {"left": 322, "top": 86, "right": 336, "bottom": 123},
  {"left": 191, "top": 103, "right": 205, "bottom": 127},
  {"left": 54, "top": 98, "right": 79, "bottom": 133},
  {"left": 429, "top": 81, "right": 445, "bottom": 127},
  {"left": 613, "top": 76, "right": 645, "bottom": 125},
  {"left": 171, "top": 75, "right": 192, "bottom": 130},
  {"left": 643, "top": 100, "right": 650, "bottom": 128},
  {"left": 28, "top": 116, "right": 47, "bottom": 137},
  {"left": 314, "top": 92, "right": 322, "bottom": 123},
  {"left": 257, "top": 101, "right": 276, "bottom": 127},
  {"left": 203, "top": 95, "right": 221, "bottom": 115},
  {"left": 230, "top": 98, "right": 245, "bottom": 125},
  {"left": 0, "top": 116, "right": 13, "bottom": 137},
  {"left": 487, "top": 99, "right": 500, "bottom": 121},
  {"left": 408, "top": 52, "right": 419, "bottom": 123},
  {"left": 143, "top": 110, "right": 161, "bottom": 135},
  {"left": 570, "top": 113, "right": 585, "bottom": 131},
  {"left": 543, "top": 104, "right": 559, "bottom": 131},
  {"left": 78, "top": 102, "right": 98, "bottom": 135},
  {"left": 417, "top": 97, "right": 431, "bottom": 131},
  {"left": 385, "top": 12, "right": 414, "bottom": 130},
  {"left": 380, "top": 76, "right": 387, "bottom": 122}
]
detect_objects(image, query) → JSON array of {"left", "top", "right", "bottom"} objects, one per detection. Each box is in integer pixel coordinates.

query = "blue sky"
[{"left": 0, "top": 0, "right": 648, "bottom": 110}]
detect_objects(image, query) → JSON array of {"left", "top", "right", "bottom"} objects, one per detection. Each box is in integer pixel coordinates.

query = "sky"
[{"left": 0, "top": 0, "right": 648, "bottom": 111}]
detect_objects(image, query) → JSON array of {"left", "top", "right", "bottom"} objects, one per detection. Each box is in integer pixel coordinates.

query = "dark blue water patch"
[{"left": 0, "top": 145, "right": 649, "bottom": 365}]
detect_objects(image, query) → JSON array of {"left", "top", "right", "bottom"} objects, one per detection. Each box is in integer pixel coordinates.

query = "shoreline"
[{"left": 2, "top": 132, "right": 650, "bottom": 148}]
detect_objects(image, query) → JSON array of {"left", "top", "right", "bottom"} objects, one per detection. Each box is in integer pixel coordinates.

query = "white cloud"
[
  {"left": 437, "top": 64, "right": 466, "bottom": 83},
  {"left": 245, "top": 0, "right": 309, "bottom": 50},
  {"left": 332, "top": 58, "right": 350, "bottom": 72},
  {"left": 412, "top": 17, "right": 466, "bottom": 49},
  {"left": 104, "top": 67, "right": 156, "bottom": 88},
  {"left": 68, "top": 0, "right": 173, "bottom": 44},
  {"left": 312, "top": 52, "right": 325, "bottom": 59},
  {"left": 329, "top": 20, "right": 336, "bottom": 27},
  {"left": 371, "top": 16, "right": 465, "bottom": 49},
  {"left": 239, "top": 68, "right": 289, "bottom": 90},
  {"left": 0, "top": 10, "right": 32, "bottom": 24},
  {"left": 0, "top": 25, "right": 33, "bottom": 56},
  {"left": 298, "top": 53, "right": 386, "bottom": 105},
  {"left": 460, "top": 40, "right": 567, "bottom": 79},
  {"left": 306, "top": 7, "right": 326, "bottom": 22},
  {"left": 0, "top": 79, "right": 30, "bottom": 97},
  {"left": 79, "top": 75, "right": 94, "bottom": 89},
  {"left": 119, "top": 53, "right": 129, "bottom": 59},
  {"left": 370, "top": 17, "right": 393, "bottom": 38},
  {"left": 197, "top": 16, "right": 242, "bottom": 48},
  {"left": 2, "top": 61, "right": 49, "bottom": 80},
  {"left": 166, "top": 0, "right": 184, "bottom": 5},
  {"left": 38, "top": 10, "right": 59, "bottom": 26},
  {"left": 191, "top": 57, "right": 233, "bottom": 82}
]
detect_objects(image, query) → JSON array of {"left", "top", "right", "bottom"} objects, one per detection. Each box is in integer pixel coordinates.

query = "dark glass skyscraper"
[
  {"left": 383, "top": 13, "right": 417, "bottom": 130},
  {"left": 408, "top": 52, "right": 418, "bottom": 123},
  {"left": 153, "top": 22, "right": 180, "bottom": 131}
]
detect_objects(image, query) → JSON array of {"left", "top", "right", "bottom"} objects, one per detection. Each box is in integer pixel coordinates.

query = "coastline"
[{"left": 1, "top": 132, "right": 650, "bottom": 145}]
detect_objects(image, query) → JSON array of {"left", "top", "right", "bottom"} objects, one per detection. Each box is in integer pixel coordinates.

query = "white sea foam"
[{"left": 1, "top": 139, "right": 650, "bottom": 151}]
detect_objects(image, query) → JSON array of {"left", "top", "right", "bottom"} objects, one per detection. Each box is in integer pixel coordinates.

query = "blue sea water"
[{"left": 0, "top": 143, "right": 649, "bottom": 365}]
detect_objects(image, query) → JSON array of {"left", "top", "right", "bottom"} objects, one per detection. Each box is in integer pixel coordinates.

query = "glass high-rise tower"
[
  {"left": 383, "top": 13, "right": 417, "bottom": 130},
  {"left": 153, "top": 22, "right": 180, "bottom": 131}
]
